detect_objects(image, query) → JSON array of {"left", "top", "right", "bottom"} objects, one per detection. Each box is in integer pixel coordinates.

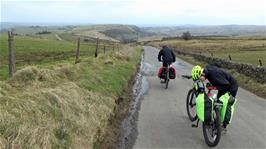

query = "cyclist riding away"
[
  {"left": 158, "top": 45, "right": 176, "bottom": 83},
  {"left": 191, "top": 64, "right": 238, "bottom": 130}
]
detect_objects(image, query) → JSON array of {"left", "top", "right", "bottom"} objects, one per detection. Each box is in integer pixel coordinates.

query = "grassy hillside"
[
  {"left": 151, "top": 38, "right": 266, "bottom": 66},
  {"left": 71, "top": 24, "right": 151, "bottom": 43},
  {"left": 3, "top": 24, "right": 264, "bottom": 44},
  {"left": 0, "top": 25, "right": 74, "bottom": 40},
  {"left": 0, "top": 45, "right": 141, "bottom": 148}
]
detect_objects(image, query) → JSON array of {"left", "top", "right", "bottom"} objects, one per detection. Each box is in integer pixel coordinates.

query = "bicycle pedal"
[{"left": 191, "top": 124, "right": 198, "bottom": 128}]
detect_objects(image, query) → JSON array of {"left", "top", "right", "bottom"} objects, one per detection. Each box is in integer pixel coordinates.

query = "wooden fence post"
[
  {"left": 112, "top": 43, "right": 115, "bottom": 52},
  {"left": 8, "top": 31, "right": 16, "bottom": 77},
  {"left": 103, "top": 45, "right": 106, "bottom": 54},
  {"left": 75, "top": 37, "right": 80, "bottom": 64},
  {"left": 95, "top": 38, "right": 99, "bottom": 58},
  {"left": 228, "top": 55, "right": 232, "bottom": 60},
  {"left": 259, "top": 59, "right": 262, "bottom": 66},
  {"left": 117, "top": 43, "right": 120, "bottom": 51}
]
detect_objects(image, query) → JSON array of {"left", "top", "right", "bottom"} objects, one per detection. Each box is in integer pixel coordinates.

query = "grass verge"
[
  {"left": 93, "top": 56, "right": 141, "bottom": 149},
  {"left": 0, "top": 46, "right": 141, "bottom": 148}
]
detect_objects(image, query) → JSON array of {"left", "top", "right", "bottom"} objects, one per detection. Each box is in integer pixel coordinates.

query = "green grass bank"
[{"left": 0, "top": 46, "right": 141, "bottom": 148}]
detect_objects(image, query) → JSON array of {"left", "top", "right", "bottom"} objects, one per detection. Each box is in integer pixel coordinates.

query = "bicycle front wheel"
[
  {"left": 186, "top": 89, "right": 197, "bottom": 121},
  {"left": 202, "top": 108, "right": 221, "bottom": 147}
]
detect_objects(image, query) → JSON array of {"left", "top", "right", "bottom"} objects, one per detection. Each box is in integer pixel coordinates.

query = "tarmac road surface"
[{"left": 133, "top": 46, "right": 266, "bottom": 149}]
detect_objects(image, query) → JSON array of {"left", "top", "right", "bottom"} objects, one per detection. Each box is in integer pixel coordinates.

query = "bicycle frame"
[
  {"left": 163, "top": 64, "right": 171, "bottom": 89},
  {"left": 164, "top": 65, "right": 169, "bottom": 78},
  {"left": 182, "top": 75, "right": 222, "bottom": 124}
]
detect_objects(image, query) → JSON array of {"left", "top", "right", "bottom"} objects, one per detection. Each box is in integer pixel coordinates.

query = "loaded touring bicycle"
[{"left": 182, "top": 75, "right": 237, "bottom": 147}]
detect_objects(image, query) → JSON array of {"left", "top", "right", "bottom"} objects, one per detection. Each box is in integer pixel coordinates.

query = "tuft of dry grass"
[
  {"left": 8, "top": 66, "right": 39, "bottom": 87},
  {"left": 114, "top": 52, "right": 131, "bottom": 61}
]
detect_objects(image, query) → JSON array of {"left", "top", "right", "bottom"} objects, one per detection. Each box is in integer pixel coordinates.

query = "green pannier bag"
[
  {"left": 196, "top": 92, "right": 214, "bottom": 122},
  {"left": 219, "top": 93, "right": 237, "bottom": 124}
]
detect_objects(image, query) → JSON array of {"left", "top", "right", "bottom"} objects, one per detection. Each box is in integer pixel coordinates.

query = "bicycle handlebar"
[
  {"left": 206, "top": 82, "right": 217, "bottom": 91},
  {"left": 182, "top": 75, "right": 218, "bottom": 92},
  {"left": 207, "top": 86, "right": 217, "bottom": 91}
]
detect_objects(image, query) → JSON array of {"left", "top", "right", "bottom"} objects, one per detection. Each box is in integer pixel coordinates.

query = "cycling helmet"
[{"left": 191, "top": 65, "right": 203, "bottom": 80}]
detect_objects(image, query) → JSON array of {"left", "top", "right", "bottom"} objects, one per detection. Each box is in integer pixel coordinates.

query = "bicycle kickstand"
[{"left": 192, "top": 119, "right": 199, "bottom": 128}]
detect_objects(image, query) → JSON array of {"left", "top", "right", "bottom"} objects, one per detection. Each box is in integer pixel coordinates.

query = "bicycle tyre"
[
  {"left": 165, "top": 78, "right": 169, "bottom": 89},
  {"left": 165, "top": 69, "right": 169, "bottom": 89},
  {"left": 186, "top": 89, "right": 197, "bottom": 121},
  {"left": 202, "top": 108, "right": 221, "bottom": 147}
]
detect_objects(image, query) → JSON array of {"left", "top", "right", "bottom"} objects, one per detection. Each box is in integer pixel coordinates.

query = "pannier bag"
[
  {"left": 157, "top": 67, "right": 167, "bottom": 78},
  {"left": 196, "top": 92, "right": 213, "bottom": 122},
  {"left": 169, "top": 67, "right": 176, "bottom": 79},
  {"left": 157, "top": 66, "right": 176, "bottom": 79},
  {"left": 219, "top": 93, "right": 237, "bottom": 124}
]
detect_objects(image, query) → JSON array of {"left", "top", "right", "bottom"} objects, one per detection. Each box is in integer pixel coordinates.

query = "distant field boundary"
[
  {"left": 139, "top": 36, "right": 266, "bottom": 44},
  {"left": 161, "top": 36, "right": 266, "bottom": 41},
  {"left": 174, "top": 49, "right": 266, "bottom": 84}
]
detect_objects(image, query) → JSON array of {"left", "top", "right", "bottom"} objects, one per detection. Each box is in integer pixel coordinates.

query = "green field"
[
  {"left": 151, "top": 38, "right": 266, "bottom": 66},
  {"left": 0, "top": 35, "right": 113, "bottom": 80}
]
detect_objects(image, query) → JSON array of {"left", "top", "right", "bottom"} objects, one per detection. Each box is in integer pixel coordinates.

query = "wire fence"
[{"left": 4, "top": 31, "right": 121, "bottom": 78}]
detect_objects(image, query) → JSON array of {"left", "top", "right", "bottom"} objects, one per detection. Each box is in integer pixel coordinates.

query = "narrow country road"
[
  {"left": 133, "top": 46, "right": 266, "bottom": 149},
  {"left": 55, "top": 34, "right": 63, "bottom": 41}
]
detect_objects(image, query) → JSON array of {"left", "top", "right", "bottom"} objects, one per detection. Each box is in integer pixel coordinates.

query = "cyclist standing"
[{"left": 191, "top": 64, "right": 238, "bottom": 130}]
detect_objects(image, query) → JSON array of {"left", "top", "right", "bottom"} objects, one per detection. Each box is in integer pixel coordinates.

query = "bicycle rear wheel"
[
  {"left": 202, "top": 108, "right": 221, "bottom": 147},
  {"left": 186, "top": 89, "right": 197, "bottom": 121},
  {"left": 165, "top": 78, "right": 169, "bottom": 89},
  {"left": 165, "top": 68, "right": 169, "bottom": 89}
]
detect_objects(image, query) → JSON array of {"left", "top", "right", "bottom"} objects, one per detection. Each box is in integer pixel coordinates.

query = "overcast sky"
[{"left": 1, "top": 0, "right": 265, "bottom": 25}]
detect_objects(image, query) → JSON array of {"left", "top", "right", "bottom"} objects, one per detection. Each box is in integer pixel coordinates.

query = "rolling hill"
[
  {"left": 1, "top": 23, "right": 265, "bottom": 42},
  {"left": 142, "top": 25, "right": 266, "bottom": 37},
  {"left": 0, "top": 23, "right": 151, "bottom": 43}
]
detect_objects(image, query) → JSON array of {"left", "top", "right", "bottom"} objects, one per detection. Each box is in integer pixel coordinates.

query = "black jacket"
[
  {"left": 204, "top": 64, "right": 238, "bottom": 95},
  {"left": 158, "top": 47, "right": 176, "bottom": 63}
]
